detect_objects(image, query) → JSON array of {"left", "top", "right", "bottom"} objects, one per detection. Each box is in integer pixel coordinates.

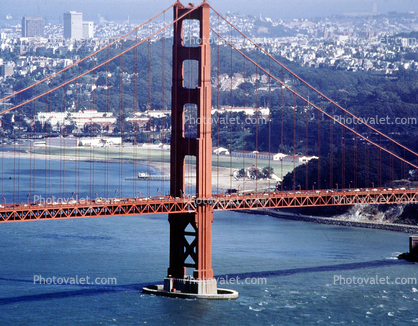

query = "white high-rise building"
[
  {"left": 82, "top": 21, "right": 94, "bottom": 39},
  {"left": 63, "top": 11, "right": 83, "bottom": 40},
  {"left": 22, "top": 17, "right": 44, "bottom": 37}
]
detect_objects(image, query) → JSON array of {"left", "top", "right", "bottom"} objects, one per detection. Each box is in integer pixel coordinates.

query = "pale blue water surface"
[{"left": 0, "top": 160, "right": 417, "bottom": 325}]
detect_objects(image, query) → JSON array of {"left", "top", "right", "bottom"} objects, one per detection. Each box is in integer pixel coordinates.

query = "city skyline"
[{"left": 1, "top": 0, "right": 418, "bottom": 24}]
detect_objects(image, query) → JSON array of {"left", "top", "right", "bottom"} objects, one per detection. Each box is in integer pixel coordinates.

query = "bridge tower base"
[
  {"left": 143, "top": 1, "right": 238, "bottom": 299},
  {"left": 398, "top": 235, "right": 418, "bottom": 262}
]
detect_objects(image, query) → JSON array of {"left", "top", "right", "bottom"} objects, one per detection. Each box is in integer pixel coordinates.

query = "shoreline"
[
  {"left": 244, "top": 208, "right": 418, "bottom": 234},
  {"left": 0, "top": 150, "right": 275, "bottom": 192},
  {"left": 2, "top": 149, "right": 417, "bottom": 233}
]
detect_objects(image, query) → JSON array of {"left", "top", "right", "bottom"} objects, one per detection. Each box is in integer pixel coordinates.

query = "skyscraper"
[
  {"left": 82, "top": 21, "right": 94, "bottom": 39},
  {"left": 21, "top": 17, "right": 44, "bottom": 37},
  {"left": 63, "top": 11, "right": 83, "bottom": 40}
]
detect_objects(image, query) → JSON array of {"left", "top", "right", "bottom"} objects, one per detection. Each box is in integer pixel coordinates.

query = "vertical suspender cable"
[
  {"left": 342, "top": 111, "right": 345, "bottom": 188},
  {"left": 390, "top": 143, "right": 394, "bottom": 184},
  {"left": 365, "top": 130, "right": 369, "bottom": 187},
  {"left": 105, "top": 48, "right": 110, "bottom": 198},
  {"left": 160, "top": 14, "right": 166, "bottom": 197},
  {"left": 44, "top": 91, "right": 48, "bottom": 198},
  {"left": 17, "top": 97, "right": 21, "bottom": 203},
  {"left": 379, "top": 135, "right": 382, "bottom": 187},
  {"left": 33, "top": 85, "right": 37, "bottom": 201},
  {"left": 13, "top": 96, "right": 17, "bottom": 203},
  {"left": 60, "top": 75, "right": 64, "bottom": 199},
  {"left": 292, "top": 77, "right": 296, "bottom": 190},
  {"left": 317, "top": 96, "right": 321, "bottom": 190},
  {"left": 330, "top": 104, "right": 333, "bottom": 190},
  {"left": 242, "top": 51, "right": 246, "bottom": 192},
  {"left": 89, "top": 67, "right": 94, "bottom": 198},
  {"left": 119, "top": 39, "right": 124, "bottom": 199},
  {"left": 216, "top": 19, "right": 220, "bottom": 193},
  {"left": 1, "top": 101, "right": 4, "bottom": 201},
  {"left": 92, "top": 64, "right": 96, "bottom": 198},
  {"left": 76, "top": 65, "right": 81, "bottom": 199},
  {"left": 305, "top": 87, "right": 309, "bottom": 190},
  {"left": 27, "top": 90, "right": 32, "bottom": 201},
  {"left": 62, "top": 72, "right": 66, "bottom": 200},
  {"left": 268, "top": 58, "right": 272, "bottom": 191},
  {"left": 47, "top": 86, "right": 51, "bottom": 199},
  {"left": 133, "top": 29, "right": 139, "bottom": 197},
  {"left": 30, "top": 86, "right": 34, "bottom": 201},
  {"left": 280, "top": 67, "right": 284, "bottom": 191},
  {"left": 255, "top": 49, "right": 259, "bottom": 191},
  {"left": 229, "top": 24, "right": 233, "bottom": 192},
  {"left": 354, "top": 124, "right": 358, "bottom": 188}
]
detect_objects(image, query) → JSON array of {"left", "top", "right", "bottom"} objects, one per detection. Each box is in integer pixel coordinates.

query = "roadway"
[{"left": 1, "top": 187, "right": 417, "bottom": 222}]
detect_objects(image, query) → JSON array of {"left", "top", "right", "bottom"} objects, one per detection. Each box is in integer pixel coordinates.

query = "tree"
[
  {"left": 281, "top": 146, "right": 401, "bottom": 191},
  {"left": 262, "top": 166, "right": 274, "bottom": 178},
  {"left": 237, "top": 168, "right": 246, "bottom": 178},
  {"left": 83, "top": 123, "right": 101, "bottom": 136},
  {"left": 248, "top": 167, "right": 264, "bottom": 180},
  {"left": 135, "top": 131, "right": 148, "bottom": 143},
  {"left": 62, "top": 121, "right": 76, "bottom": 136},
  {"left": 96, "top": 75, "right": 107, "bottom": 86},
  {"left": 1, "top": 113, "right": 14, "bottom": 132}
]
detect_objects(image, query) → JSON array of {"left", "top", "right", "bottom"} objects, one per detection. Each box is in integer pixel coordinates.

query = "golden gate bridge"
[{"left": 1, "top": 1, "right": 418, "bottom": 298}]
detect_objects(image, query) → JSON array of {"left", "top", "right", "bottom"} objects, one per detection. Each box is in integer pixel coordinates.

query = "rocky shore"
[{"left": 244, "top": 208, "right": 418, "bottom": 234}]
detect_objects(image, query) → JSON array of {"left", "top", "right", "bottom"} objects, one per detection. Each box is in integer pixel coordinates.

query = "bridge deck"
[{"left": 1, "top": 188, "right": 417, "bottom": 222}]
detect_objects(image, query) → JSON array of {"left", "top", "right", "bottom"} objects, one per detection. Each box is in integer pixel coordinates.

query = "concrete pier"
[{"left": 142, "top": 277, "right": 239, "bottom": 299}]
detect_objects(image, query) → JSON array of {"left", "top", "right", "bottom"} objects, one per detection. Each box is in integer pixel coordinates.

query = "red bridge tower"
[{"left": 144, "top": 1, "right": 237, "bottom": 299}]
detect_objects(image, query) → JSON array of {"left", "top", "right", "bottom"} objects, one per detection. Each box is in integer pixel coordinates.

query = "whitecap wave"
[{"left": 249, "top": 306, "right": 264, "bottom": 312}]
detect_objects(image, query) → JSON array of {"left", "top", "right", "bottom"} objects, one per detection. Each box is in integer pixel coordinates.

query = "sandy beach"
[{"left": 0, "top": 149, "right": 277, "bottom": 193}]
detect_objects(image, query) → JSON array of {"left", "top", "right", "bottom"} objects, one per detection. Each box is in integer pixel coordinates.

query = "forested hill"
[{"left": 212, "top": 43, "right": 418, "bottom": 156}]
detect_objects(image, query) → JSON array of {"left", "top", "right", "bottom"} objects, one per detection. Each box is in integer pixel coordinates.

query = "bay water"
[{"left": 0, "top": 159, "right": 418, "bottom": 325}]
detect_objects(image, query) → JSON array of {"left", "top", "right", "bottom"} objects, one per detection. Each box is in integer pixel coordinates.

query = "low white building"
[
  {"left": 135, "top": 110, "right": 171, "bottom": 118},
  {"left": 45, "top": 137, "right": 77, "bottom": 147},
  {"left": 37, "top": 111, "right": 68, "bottom": 126},
  {"left": 213, "top": 147, "right": 229, "bottom": 155},
  {"left": 282, "top": 155, "right": 318, "bottom": 163},
  {"left": 211, "top": 106, "right": 270, "bottom": 116},
  {"left": 78, "top": 137, "right": 122, "bottom": 147},
  {"left": 45, "top": 136, "right": 121, "bottom": 147},
  {"left": 37, "top": 109, "right": 116, "bottom": 130},
  {"left": 231, "top": 150, "right": 286, "bottom": 161}
]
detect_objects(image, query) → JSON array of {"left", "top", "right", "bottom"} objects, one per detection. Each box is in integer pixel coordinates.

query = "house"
[
  {"left": 213, "top": 147, "right": 229, "bottom": 155},
  {"left": 282, "top": 155, "right": 318, "bottom": 163},
  {"left": 231, "top": 150, "right": 286, "bottom": 161}
]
